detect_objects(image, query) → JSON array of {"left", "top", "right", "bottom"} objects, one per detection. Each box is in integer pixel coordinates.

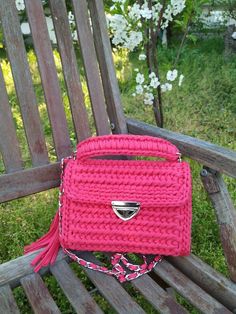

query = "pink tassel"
[{"left": 24, "top": 212, "right": 60, "bottom": 272}]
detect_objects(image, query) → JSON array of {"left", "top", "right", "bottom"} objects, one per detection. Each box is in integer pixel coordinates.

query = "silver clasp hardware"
[
  {"left": 111, "top": 201, "right": 140, "bottom": 221},
  {"left": 177, "top": 152, "right": 182, "bottom": 162}
]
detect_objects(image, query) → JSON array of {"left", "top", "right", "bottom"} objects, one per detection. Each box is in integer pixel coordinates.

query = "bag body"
[{"left": 25, "top": 134, "right": 192, "bottom": 282}]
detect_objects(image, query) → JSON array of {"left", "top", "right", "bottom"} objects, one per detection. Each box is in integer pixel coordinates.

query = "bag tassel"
[{"left": 24, "top": 211, "right": 60, "bottom": 272}]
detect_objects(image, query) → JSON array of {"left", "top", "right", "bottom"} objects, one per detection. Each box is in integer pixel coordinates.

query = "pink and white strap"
[
  {"left": 59, "top": 148, "right": 162, "bottom": 283},
  {"left": 63, "top": 249, "right": 162, "bottom": 283}
]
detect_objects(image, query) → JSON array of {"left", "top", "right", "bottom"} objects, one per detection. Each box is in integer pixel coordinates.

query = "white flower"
[
  {"left": 136, "top": 85, "right": 144, "bottom": 95},
  {"left": 15, "top": 0, "right": 25, "bottom": 11},
  {"left": 134, "top": 68, "right": 139, "bottom": 72},
  {"left": 149, "top": 72, "right": 156, "bottom": 79},
  {"left": 132, "top": 93, "right": 136, "bottom": 97},
  {"left": 161, "top": 83, "right": 173, "bottom": 92},
  {"left": 138, "top": 53, "right": 146, "bottom": 61},
  {"left": 68, "top": 11, "right": 75, "bottom": 25},
  {"left": 150, "top": 77, "right": 160, "bottom": 88},
  {"left": 21, "top": 22, "right": 30, "bottom": 35},
  {"left": 144, "top": 92, "right": 154, "bottom": 105},
  {"left": 171, "top": 0, "right": 186, "bottom": 15},
  {"left": 136, "top": 73, "right": 145, "bottom": 84},
  {"left": 163, "top": 5, "right": 173, "bottom": 21},
  {"left": 178, "top": 74, "right": 184, "bottom": 86},
  {"left": 125, "top": 31, "right": 143, "bottom": 51},
  {"left": 232, "top": 32, "right": 236, "bottom": 40},
  {"left": 128, "top": 3, "right": 141, "bottom": 20},
  {"left": 153, "top": 3, "right": 163, "bottom": 13},
  {"left": 140, "top": 3, "right": 152, "bottom": 20},
  {"left": 166, "top": 69, "right": 178, "bottom": 81},
  {"left": 72, "top": 30, "right": 78, "bottom": 41}
]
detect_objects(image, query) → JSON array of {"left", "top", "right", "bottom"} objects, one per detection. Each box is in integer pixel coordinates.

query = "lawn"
[{"left": 0, "top": 36, "right": 235, "bottom": 313}]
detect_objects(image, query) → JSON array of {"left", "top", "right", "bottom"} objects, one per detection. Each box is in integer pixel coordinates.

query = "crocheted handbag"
[{"left": 25, "top": 134, "right": 192, "bottom": 282}]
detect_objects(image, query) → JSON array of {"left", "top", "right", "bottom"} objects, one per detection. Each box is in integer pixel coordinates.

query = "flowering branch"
[{"left": 107, "top": 0, "right": 186, "bottom": 127}]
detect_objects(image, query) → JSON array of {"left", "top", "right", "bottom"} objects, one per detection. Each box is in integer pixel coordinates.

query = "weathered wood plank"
[
  {"left": 20, "top": 273, "right": 61, "bottom": 314},
  {"left": 50, "top": 260, "right": 103, "bottom": 314},
  {"left": 49, "top": 0, "right": 91, "bottom": 142},
  {"left": 201, "top": 168, "right": 236, "bottom": 282},
  {"left": 0, "top": 284, "right": 20, "bottom": 314},
  {"left": 0, "top": 0, "right": 49, "bottom": 166},
  {"left": 24, "top": 0, "right": 71, "bottom": 160},
  {"left": 71, "top": 0, "right": 110, "bottom": 136},
  {"left": 88, "top": 0, "right": 127, "bottom": 134},
  {"left": 127, "top": 118, "right": 236, "bottom": 178},
  {"left": 132, "top": 274, "right": 187, "bottom": 313},
  {"left": 77, "top": 252, "right": 145, "bottom": 314},
  {"left": 0, "top": 163, "right": 61, "bottom": 203},
  {"left": 0, "top": 249, "right": 68, "bottom": 289},
  {"left": 154, "top": 259, "right": 232, "bottom": 313},
  {"left": 0, "top": 64, "right": 23, "bottom": 173},
  {"left": 168, "top": 254, "right": 236, "bottom": 312}
]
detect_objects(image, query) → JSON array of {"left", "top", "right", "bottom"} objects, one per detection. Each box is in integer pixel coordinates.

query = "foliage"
[{"left": 212, "top": 0, "right": 236, "bottom": 20}]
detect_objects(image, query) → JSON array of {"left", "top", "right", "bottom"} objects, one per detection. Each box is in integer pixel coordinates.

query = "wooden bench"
[{"left": 0, "top": 0, "right": 236, "bottom": 313}]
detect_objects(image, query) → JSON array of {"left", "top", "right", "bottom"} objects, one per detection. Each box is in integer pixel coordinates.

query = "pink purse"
[{"left": 25, "top": 134, "right": 192, "bottom": 282}]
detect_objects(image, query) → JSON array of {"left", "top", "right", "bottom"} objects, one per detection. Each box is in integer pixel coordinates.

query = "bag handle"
[
  {"left": 63, "top": 249, "right": 162, "bottom": 283},
  {"left": 77, "top": 134, "right": 180, "bottom": 162}
]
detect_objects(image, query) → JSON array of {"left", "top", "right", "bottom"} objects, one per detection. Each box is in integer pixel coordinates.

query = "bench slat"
[
  {"left": 77, "top": 252, "right": 145, "bottom": 314},
  {"left": 127, "top": 118, "right": 236, "bottom": 178},
  {"left": 49, "top": 0, "right": 91, "bottom": 142},
  {"left": 51, "top": 260, "right": 103, "bottom": 314},
  {"left": 168, "top": 254, "right": 236, "bottom": 311},
  {"left": 71, "top": 0, "right": 110, "bottom": 136},
  {"left": 201, "top": 169, "right": 236, "bottom": 282},
  {"left": 132, "top": 274, "right": 188, "bottom": 314},
  {"left": 0, "top": 65, "right": 23, "bottom": 173},
  {"left": 154, "top": 259, "right": 232, "bottom": 314},
  {"left": 20, "top": 273, "right": 61, "bottom": 314},
  {"left": 25, "top": 0, "right": 72, "bottom": 159},
  {"left": 0, "top": 285, "right": 20, "bottom": 314},
  {"left": 88, "top": 0, "right": 127, "bottom": 134},
  {"left": 0, "top": 249, "right": 68, "bottom": 289},
  {"left": 0, "top": 163, "right": 60, "bottom": 203},
  {"left": 0, "top": 0, "right": 49, "bottom": 166}
]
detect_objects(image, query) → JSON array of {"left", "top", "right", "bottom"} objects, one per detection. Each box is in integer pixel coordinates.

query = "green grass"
[{"left": 0, "top": 37, "right": 235, "bottom": 313}]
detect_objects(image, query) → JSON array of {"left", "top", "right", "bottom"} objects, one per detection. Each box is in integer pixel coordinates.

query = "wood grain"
[
  {"left": 132, "top": 274, "right": 187, "bottom": 313},
  {"left": 0, "top": 163, "right": 61, "bottom": 203},
  {"left": 0, "top": 284, "right": 20, "bottom": 314},
  {"left": 20, "top": 273, "right": 61, "bottom": 314},
  {"left": 71, "top": 0, "right": 110, "bottom": 136},
  {"left": 50, "top": 260, "right": 103, "bottom": 314},
  {"left": 49, "top": 0, "right": 91, "bottom": 142},
  {"left": 154, "top": 259, "right": 232, "bottom": 313},
  {"left": 88, "top": 0, "right": 127, "bottom": 134},
  {"left": 168, "top": 254, "right": 236, "bottom": 311},
  {"left": 127, "top": 118, "right": 236, "bottom": 178},
  {"left": 201, "top": 168, "right": 236, "bottom": 282},
  {"left": 0, "top": 0, "right": 49, "bottom": 166},
  {"left": 0, "top": 64, "right": 23, "bottom": 173},
  {"left": 24, "top": 0, "right": 72, "bottom": 160},
  {"left": 0, "top": 249, "right": 68, "bottom": 289},
  {"left": 76, "top": 252, "right": 145, "bottom": 314}
]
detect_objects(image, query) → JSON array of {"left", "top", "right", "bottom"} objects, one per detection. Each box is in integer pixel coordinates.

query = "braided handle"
[{"left": 77, "top": 134, "right": 180, "bottom": 162}]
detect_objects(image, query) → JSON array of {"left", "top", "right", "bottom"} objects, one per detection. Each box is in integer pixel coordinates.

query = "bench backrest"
[{"left": 0, "top": 0, "right": 127, "bottom": 203}]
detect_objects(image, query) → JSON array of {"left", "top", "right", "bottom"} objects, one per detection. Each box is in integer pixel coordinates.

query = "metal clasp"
[{"left": 177, "top": 152, "right": 182, "bottom": 162}]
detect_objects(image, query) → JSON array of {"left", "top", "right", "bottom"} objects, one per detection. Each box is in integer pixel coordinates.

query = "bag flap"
[{"left": 63, "top": 159, "right": 191, "bottom": 207}]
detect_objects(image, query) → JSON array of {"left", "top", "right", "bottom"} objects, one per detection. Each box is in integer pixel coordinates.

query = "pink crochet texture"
[
  {"left": 61, "top": 135, "right": 192, "bottom": 255},
  {"left": 25, "top": 134, "right": 192, "bottom": 280}
]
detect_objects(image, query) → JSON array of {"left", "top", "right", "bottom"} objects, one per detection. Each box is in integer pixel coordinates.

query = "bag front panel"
[{"left": 60, "top": 159, "right": 192, "bottom": 256}]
